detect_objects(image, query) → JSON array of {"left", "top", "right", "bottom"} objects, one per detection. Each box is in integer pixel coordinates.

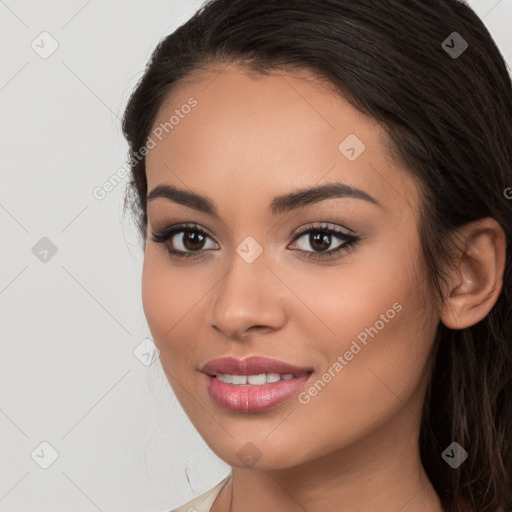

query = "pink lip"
[
  {"left": 200, "top": 356, "right": 313, "bottom": 376},
  {"left": 201, "top": 356, "right": 313, "bottom": 413}
]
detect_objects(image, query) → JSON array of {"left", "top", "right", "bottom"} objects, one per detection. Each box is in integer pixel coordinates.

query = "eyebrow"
[{"left": 146, "top": 181, "right": 383, "bottom": 218}]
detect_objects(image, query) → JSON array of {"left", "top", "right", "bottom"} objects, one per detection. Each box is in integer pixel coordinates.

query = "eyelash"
[{"left": 150, "top": 222, "right": 360, "bottom": 261}]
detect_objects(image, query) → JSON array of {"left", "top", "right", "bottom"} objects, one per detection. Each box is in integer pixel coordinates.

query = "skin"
[{"left": 142, "top": 63, "right": 506, "bottom": 511}]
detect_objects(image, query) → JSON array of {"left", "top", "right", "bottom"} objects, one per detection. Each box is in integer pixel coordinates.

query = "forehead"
[{"left": 145, "top": 63, "right": 420, "bottom": 215}]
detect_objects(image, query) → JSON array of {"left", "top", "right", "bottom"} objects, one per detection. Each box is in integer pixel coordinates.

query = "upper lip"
[{"left": 201, "top": 356, "right": 313, "bottom": 376}]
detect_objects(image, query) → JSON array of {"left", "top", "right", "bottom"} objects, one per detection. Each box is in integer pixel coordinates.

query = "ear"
[{"left": 440, "top": 217, "right": 506, "bottom": 330}]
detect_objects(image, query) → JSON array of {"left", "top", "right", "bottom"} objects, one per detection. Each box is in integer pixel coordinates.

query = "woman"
[{"left": 122, "top": 0, "right": 512, "bottom": 510}]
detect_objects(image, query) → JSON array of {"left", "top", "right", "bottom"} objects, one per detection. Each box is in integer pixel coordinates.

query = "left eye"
[{"left": 288, "top": 226, "right": 356, "bottom": 255}]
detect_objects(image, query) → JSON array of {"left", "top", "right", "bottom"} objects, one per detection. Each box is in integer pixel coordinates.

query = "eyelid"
[
  {"left": 152, "top": 222, "right": 218, "bottom": 243},
  {"left": 291, "top": 221, "right": 355, "bottom": 238}
]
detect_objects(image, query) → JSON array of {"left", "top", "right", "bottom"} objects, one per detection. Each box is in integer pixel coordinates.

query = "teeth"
[
  {"left": 247, "top": 374, "right": 266, "bottom": 385},
  {"left": 217, "top": 374, "right": 233, "bottom": 384},
  {"left": 232, "top": 375, "right": 247, "bottom": 385},
  {"left": 266, "top": 373, "right": 281, "bottom": 383},
  {"left": 215, "top": 372, "right": 299, "bottom": 385}
]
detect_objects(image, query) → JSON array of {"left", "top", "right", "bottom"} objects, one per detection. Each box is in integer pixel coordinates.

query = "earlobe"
[{"left": 440, "top": 218, "right": 506, "bottom": 330}]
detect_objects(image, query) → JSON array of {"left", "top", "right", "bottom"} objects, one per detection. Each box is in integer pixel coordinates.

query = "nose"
[{"left": 209, "top": 246, "right": 287, "bottom": 341}]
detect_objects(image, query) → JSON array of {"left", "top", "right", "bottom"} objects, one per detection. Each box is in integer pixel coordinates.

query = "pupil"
[
  {"left": 311, "top": 232, "right": 330, "bottom": 251},
  {"left": 184, "top": 231, "right": 204, "bottom": 250}
]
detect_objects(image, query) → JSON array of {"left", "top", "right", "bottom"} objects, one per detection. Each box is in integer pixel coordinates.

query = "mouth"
[{"left": 201, "top": 356, "right": 314, "bottom": 412}]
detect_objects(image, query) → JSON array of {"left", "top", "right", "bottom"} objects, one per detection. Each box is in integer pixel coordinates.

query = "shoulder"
[{"left": 169, "top": 475, "right": 231, "bottom": 512}]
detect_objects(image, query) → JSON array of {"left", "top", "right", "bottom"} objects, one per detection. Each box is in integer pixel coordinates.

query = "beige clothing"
[{"left": 170, "top": 475, "right": 231, "bottom": 512}]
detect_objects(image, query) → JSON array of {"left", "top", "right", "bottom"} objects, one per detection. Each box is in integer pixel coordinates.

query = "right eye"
[{"left": 151, "top": 223, "right": 219, "bottom": 259}]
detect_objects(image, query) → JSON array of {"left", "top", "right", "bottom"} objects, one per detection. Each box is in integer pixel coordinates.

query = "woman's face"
[{"left": 142, "top": 64, "right": 440, "bottom": 470}]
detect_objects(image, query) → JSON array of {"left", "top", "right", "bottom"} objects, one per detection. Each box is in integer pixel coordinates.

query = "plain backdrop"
[{"left": 0, "top": 1, "right": 510, "bottom": 511}]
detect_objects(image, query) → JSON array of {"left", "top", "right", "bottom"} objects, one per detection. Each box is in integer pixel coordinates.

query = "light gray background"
[{"left": 0, "top": 1, "right": 510, "bottom": 511}]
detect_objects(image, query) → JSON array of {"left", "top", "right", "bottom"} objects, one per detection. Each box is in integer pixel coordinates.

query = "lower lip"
[{"left": 204, "top": 373, "right": 312, "bottom": 412}]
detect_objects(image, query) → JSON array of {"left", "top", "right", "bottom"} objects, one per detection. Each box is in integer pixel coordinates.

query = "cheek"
[
  {"left": 296, "top": 307, "right": 435, "bottom": 457},
  {"left": 141, "top": 251, "right": 198, "bottom": 366},
  {"left": 299, "top": 271, "right": 433, "bottom": 439},
  {"left": 290, "top": 238, "right": 433, "bottom": 408},
  {"left": 141, "top": 254, "right": 168, "bottom": 340}
]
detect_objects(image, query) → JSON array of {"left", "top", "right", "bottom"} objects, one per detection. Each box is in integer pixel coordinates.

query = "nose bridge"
[{"left": 210, "top": 237, "right": 286, "bottom": 339}]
